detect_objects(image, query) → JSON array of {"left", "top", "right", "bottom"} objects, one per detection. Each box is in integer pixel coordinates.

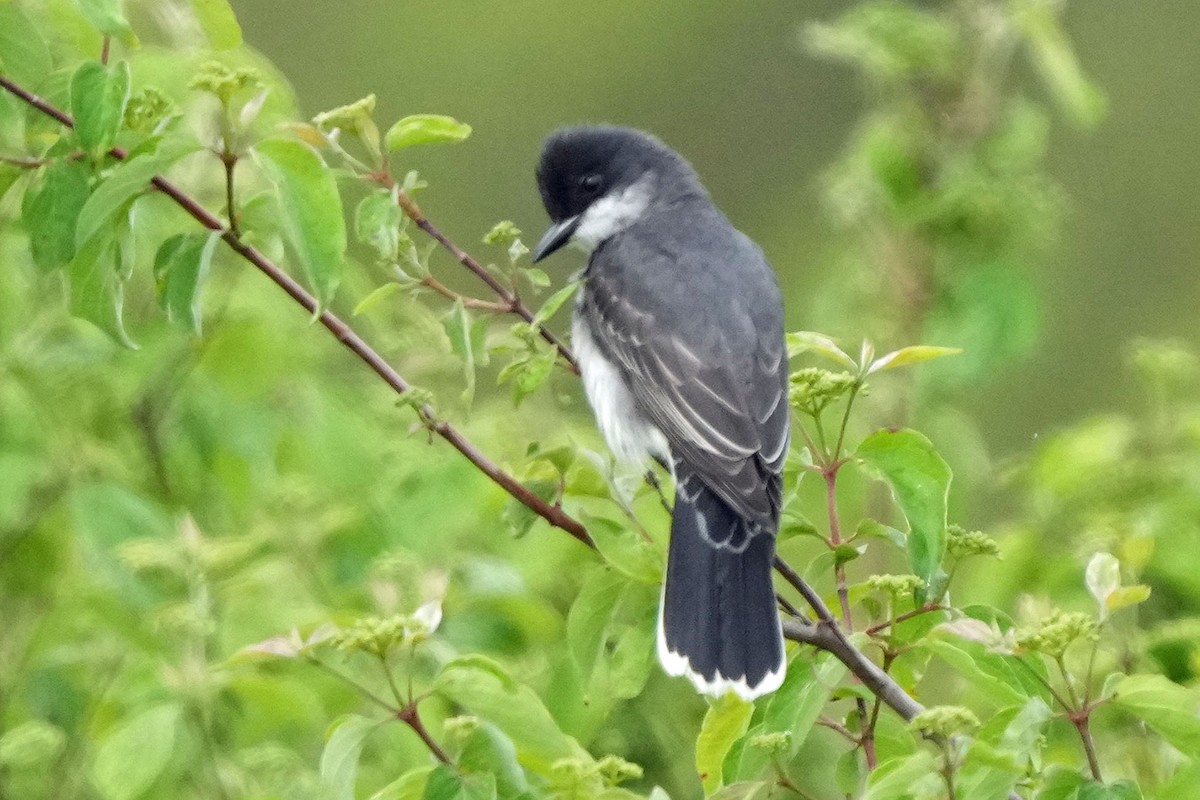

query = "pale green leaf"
[
  {"left": 385, "top": 114, "right": 472, "bottom": 151},
  {"left": 856, "top": 428, "right": 951, "bottom": 596},
  {"left": 319, "top": 714, "right": 381, "bottom": 800},
  {"left": 92, "top": 705, "right": 180, "bottom": 800},
  {"left": 355, "top": 188, "right": 401, "bottom": 261},
  {"left": 0, "top": 4, "right": 53, "bottom": 87},
  {"left": 254, "top": 138, "right": 347, "bottom": 309},
  {"left": 22, "top": 159, "right": 91, "bottom": 272},
  {"left": 435, "top": 663, "right": 578, "bottom": 772},
  {"left": 786, "top": 330, "right": 857, "bottom": 367},
  {"left": 696, "top": 693, "right": 753, "bottom": 793},
  {"left": 1112, "top": 674, "right": 1200, "bottom": 757},
  {"left": 76, "top": 136, "right": 200, "bottom": 248},
  {"left": 370, "top": 766, "right": 435, "bottom": 800},
  {"left": 922, "top": 638, "right": 1028, "bottom": 707},
  {"left": 153, "top": 231, "right": 220, "bottom": 334},
  {"left": 531, "top": 280, "right": 579, "bottom": 326},
  {"left": 69, "top": 229, "right": 136, "bottom": 348},
  {"left": 457, "top": 723, "right": 527, "bottom": 798},
  {"left": 868, "top": 345, "right": 962, "bottom": 374},
  {"left": 443, "top": 299, "right": 485, "bottom": 406},
  {"left": 579, "top": 514, "right": 662, "bottom": 584},
  {"left": 864, "top": 751, "right": 938, "bottom": 800},
  {"left": 188, "top": 0, "right": 243, "bottom": 49},
  {"left": 76, "top": 0, "right": 135, "bottom": 39},
  {"left": 567, "top": 566, "right": 626, "bottom": 685},
  {"left": 607, "top": 613, "right": 656, "bottom": 699},
  {"left": 70, "top": 60, "right": 131, "bottom": 156},
  {"left": 1106, "top": 585, "right": 1151, "bottom": 614},
  {"left": 354, "top": 282, "right": 403, "bottom": 316},
  {"left": 708, "top": 783, "right": 767, "bottom": 800},
  {"left": 422, "top": 765, "right": 497, "bottom": 800}
]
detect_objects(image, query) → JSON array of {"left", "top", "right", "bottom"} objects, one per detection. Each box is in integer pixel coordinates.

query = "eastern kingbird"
[{"left": 533, "top": 126, "right": 789, "bottom": 700}]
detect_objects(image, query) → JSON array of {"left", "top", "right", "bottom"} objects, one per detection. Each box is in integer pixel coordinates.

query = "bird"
[{"left": 532, "top": 126, "right": 789, "bottom": 700}]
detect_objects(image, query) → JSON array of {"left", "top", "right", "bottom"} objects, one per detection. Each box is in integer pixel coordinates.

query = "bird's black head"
[{"left": 532, "top": 126, "right": 701, "bottom": 262}]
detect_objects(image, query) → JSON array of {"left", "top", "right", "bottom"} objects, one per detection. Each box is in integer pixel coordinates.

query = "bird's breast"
[{"left": 572, "top": 312, "right": 670, "bottom": 468}]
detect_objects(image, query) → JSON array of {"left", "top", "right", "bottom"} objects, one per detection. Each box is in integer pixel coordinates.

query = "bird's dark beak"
[{"left": 532, "top": 215, "right": 581, "bottom": 262}]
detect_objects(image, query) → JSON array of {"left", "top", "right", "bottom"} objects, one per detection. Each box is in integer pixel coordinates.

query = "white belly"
[{"left": 572, "top": 315, "right": 670, "bottom": 468}]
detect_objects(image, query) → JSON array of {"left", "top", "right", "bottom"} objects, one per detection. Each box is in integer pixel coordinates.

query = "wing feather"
[{"left": 580, "top": 214, "right": 789, "bottom": 528}]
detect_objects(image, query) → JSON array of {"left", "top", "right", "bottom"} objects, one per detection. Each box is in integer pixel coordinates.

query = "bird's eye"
[{"left": 579, "top": 174, "right": 603, "bottom": 194}]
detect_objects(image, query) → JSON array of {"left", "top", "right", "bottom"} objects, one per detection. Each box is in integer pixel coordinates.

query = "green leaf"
[
  {"left": 354, "top": 282, "right": 404, "bottom": 316},
  {"left": 0, "top": 4, "right": 53, "bottom": 87},
  {"left": 1081, "top": 781, "right": 1144, "bottom": 800},
  {"left": 76, "top": 137, "right": 200, "bottom": 249},
  {"left": 567, "top": 567, "right": 627, "bottom": 686},
  {"left": 22, "top": 160, "right": 91, "bottom": 272},
  {"left": 443, "top": 300, "right": 489, "bottom": 406},
  {"left": 856, "top": 428, "right": 951, "bottom": 596},
  {"left": 607, "top": 613, "right": 656, "bottom": 699},
  {"left": 531, "top": 280, "right": 579, "bottom": 326},
  {"left": 457, "top": 723, "right": 527, "bottom": 798},
  {"left": 92, "top": 704, "right": 180, "bottom": 800},
  {"left": 76, "top": 0, "right": 135, "bottom": 39},
  {"left": 385, "top": 115, "right": 472, "bottom": 151},
  {"left": 1112, "top": 674, "right": 1200, "bottom": 757},
  {"left": 1106, "top": 585, "right": 1151, "bottom": 614},
  {"left": 355, "top": 189, "right": 402, "bottom": 261},
  {"left": 922, "top": 638, "right": 1029, "bottom": 707},
  {"left": 253, "top": 137, "right": 347, "bottom": 310},
  {"left": 422, "top": 765, "right": 497, "bottom": 800},
  {"left": 863, "top": 751, "right": 938, "bottom": 800},
  {"left": 868, "top": 345, "right": 962, "bottom": 374},
  {"left": 320, "top": 714, "right": 381, "bottom": 800},
  {"left": 725, "top": 654, "right": 846, "bottom": 783},
  {"left": 153, "top": 232, "right": 220, "bottom": 334},
  {"left": 696, "top": 693, "right": 753, "bottom": 793},
  {"left": 371, "top": 766, "right": 435, "bottom": 800},
  {"left": 187, "top": 0, "right": 243, "bottom": 49},
  {"left": 70, "top": 60, "right": 131, "bottom": 156},
  {"left": 435, "top": 663, "right": 578, "bottom": 772},
  {"left": 580, "top": 514, "right": 662, "bottom": 584},
  {"left": 69, "top": 229, "right": 136, "bottom": 348},
  {"left": 786, "top": 330, "right": 857, "bottom": 368},
  {"left": 708, "top": 783, "right": 767, "bottom": 800},
  {"left": 1036, "top": 765, "right": 1086, "bottom": 800}
]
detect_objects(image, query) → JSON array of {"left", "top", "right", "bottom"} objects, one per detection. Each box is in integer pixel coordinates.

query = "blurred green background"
[{"left": 233, "top": 0, "right": 1200, "bottom": 452}]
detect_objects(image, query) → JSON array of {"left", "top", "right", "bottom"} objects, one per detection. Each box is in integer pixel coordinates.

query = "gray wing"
[{"left": 580, "top": 213, "right": 789, "bottom": 530}]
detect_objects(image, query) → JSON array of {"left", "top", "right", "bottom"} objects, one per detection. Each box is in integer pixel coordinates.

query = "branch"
[{"left": 783, "top": 619, "right": 924, "bottom": 722}]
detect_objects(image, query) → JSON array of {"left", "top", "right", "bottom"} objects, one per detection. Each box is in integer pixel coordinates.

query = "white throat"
[{"left": 571, "top": 176, "right": 654, "bottom": 253}]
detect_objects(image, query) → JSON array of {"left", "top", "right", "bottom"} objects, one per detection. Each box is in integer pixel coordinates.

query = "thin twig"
[
  {"left": 420, "top": 274, "right": 512, "bottom": 312},
  {"left": 388, "top": 185, "right": 579, "bottom": 373},
  {"left": 817, "top": 716, "right": 859, "bottom": 744},
  {"left": 773, "top": 555, "right": 838, "bottom": 627},
  {"left": 306, "top": 657, "right": 397, "bottom": 714},
  {"left": 397, "top": 702, "right": 451, "bottom": 764},
  {"left": 865, "top": 605, "right": 948, "bottom": 637},
  {"left": 825, "top": 467, "right": 854, "bottom": 628},
  {"left": 1071, "top": 714, "right": 1103, "bottom": 782}
]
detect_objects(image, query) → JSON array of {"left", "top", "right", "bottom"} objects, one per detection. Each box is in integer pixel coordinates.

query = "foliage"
[{"left": 0, "top": 2, "right": 1197, "bottom": 800}]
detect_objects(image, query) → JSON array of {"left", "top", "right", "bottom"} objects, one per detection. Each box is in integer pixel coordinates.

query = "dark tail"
[{"left": 657, "top": 470, "right": 785, "bottom": 699}]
